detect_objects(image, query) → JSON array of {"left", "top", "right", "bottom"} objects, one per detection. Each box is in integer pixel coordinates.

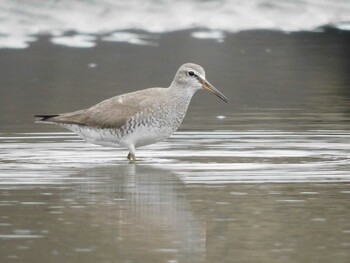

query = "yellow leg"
[{"left": 127, "top": 152, "right": 136, "bottom": 161}]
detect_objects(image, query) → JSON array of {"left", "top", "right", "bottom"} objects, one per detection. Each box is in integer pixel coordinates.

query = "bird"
[{"left": 34, "top": 63, "right": 228, "bottom": 161}]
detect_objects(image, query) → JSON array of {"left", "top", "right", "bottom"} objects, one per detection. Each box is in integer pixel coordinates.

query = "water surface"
[
  {"left": 1, "top": 131, "right": 350, "bottom": 262},
  {"left": 1, "top": 10, "right": 350, "bottom": 262}
]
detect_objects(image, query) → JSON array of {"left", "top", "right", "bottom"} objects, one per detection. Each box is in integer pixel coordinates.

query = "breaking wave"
[{"left": 0, "top": 0, "right": 349, "bottom": 48}]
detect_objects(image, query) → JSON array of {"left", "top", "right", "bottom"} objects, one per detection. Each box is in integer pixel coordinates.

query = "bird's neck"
[
  {"left": 166, "top": 84, "right": 198, "bottom": 115},
  {"left": 168, "top": 83, "right": 198, "bottom": 102}
]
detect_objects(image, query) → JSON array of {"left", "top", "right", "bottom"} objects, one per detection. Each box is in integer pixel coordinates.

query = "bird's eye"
[{"left": 188, "top": 70, "right": 195, "bottom": 77}]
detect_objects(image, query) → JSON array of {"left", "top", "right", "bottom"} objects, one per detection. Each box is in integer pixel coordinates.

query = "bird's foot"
[{"left": 127, "top": 152, "right": 136, "bottom": 162}]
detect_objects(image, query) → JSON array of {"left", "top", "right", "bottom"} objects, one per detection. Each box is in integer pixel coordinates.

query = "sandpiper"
[{"left": 34, "top": 63, "right": 227, "bottom": 161}]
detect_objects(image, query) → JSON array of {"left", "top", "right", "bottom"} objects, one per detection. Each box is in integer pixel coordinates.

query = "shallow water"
[
  {"left": 1, "top": 8, "right": 350, "bottom": 262},
  {"left": 1, "top": 131, "right": 350, "bottom": 262},
  {"left": 2, "top": 131, "right": 350, "bottom": 183}
]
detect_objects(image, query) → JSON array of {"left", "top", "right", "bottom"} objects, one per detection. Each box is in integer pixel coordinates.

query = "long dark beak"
[{"left": 198, "top": 77, "right": 228, "bottom": 103}]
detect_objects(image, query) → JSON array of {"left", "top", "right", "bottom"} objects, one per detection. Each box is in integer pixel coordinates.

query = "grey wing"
[{"left": 42, "top": 88, "right": 164, "bottom": 129}]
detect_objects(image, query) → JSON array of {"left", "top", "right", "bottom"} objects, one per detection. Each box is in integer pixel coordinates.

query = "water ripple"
[{"left": 1, "top": 130, "right": 350, "bottom": 184}]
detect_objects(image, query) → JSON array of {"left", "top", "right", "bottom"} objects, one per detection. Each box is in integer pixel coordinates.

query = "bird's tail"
[{"left": 34, "top": 114, "right": 60, "bottom": 123}]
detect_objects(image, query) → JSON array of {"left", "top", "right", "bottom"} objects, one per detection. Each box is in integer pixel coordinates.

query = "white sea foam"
[
  {"left": 102, "top": 32, "right": 157, "bottom": 46},
  {"left": 51, "top": 35, "right": 96, "bottom": 48},
  {"left": 0, "top": 0, "right": 349, "bottom": 48}
]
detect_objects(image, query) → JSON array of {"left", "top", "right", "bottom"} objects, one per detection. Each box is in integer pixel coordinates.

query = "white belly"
[
  {"left": 59, "top": 123, "right": 174, "bottom": 148},
  {"left": 60, "top": 124, "right": 120, "bottom": 147},
  {"left": 120, "top": 125, "right": 174, "bottom": 148}
]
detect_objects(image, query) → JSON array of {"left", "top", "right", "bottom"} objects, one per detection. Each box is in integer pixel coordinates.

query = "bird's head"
[{"left": 171, "top": 63, "right": 228, "bottom": 103}]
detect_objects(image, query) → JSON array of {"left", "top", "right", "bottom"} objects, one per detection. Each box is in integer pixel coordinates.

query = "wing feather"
[{"left": 42, "top": 88, "right": 165, "bottom": 129}]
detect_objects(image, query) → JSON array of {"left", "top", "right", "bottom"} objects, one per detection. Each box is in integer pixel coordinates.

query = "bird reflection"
[{"left": 69, "top": 164, "right": 206, "bottom": 263}]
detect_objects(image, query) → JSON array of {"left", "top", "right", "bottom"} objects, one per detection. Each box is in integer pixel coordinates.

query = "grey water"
[
  {"left": 1, "top": 2, "right": 350, "bottom": 261},
  {"left": 1, "top": 131, "right": 350, "bottom": 263}
]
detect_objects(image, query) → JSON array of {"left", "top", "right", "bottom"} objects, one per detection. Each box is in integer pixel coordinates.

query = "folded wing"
[{"left": 34, "top": 88, "right": 164, "bottom": 129}]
